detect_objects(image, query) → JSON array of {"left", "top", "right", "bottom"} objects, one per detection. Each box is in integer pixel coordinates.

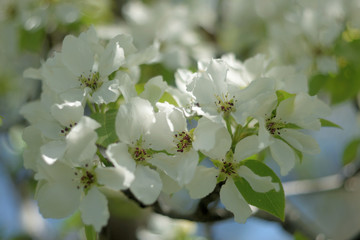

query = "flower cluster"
[{"left": 21, "top": 27, "right": 331, "bottom": 232}]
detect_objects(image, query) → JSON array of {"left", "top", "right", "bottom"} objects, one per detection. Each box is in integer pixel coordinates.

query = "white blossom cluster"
[{"left": 21, "top": 27, "right": 331, "bottom": 232}]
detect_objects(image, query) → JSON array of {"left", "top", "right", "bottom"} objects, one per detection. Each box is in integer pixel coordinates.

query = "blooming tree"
[{"left": 20, "top": 26, "right": 337, "bottom": 238}]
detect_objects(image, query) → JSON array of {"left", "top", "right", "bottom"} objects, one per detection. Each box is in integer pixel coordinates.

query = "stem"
[
  {"left": 224, "top": 115, "right": 233, "bottom": 139},
  {"left": 87, "top": 100, "right": 96, "bottom": 113}
]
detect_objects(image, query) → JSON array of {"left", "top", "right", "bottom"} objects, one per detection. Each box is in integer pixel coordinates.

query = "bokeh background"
[{"left": 1, "top": 0, "right": 360, "bottom": 239}]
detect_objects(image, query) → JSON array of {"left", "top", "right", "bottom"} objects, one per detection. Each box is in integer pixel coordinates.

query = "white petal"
[
  {"left": 146, "top": 109, "right": 174, "bottom": 151},
  {"left": 149, "top": 150, "right": 198, "bottom": 186},
  {"left": 280, "top": 129, "right": 320, "bottom": 155},
  {"left": 186, "top": 166, "right": 218, "bottom": 199},
  {"left": 40, "top": 140, "right": 67, "bottom": 165},
  {"left": 234, "top": 135, "right": 263, "bottom": 161},
  {"left": 140, "top": 76, "right": 168, "bottom": 106},
  {"left": 80, "top": 187, "right": 109, "bottom": 232},
  {"left": 106, "top": 143, "right": 137, "bottom": 173},
  {"left": 91, "top": 79, "right": 121, "bottom": 104},
  {"left": 269, "top": 139, "right": 296, "bottom": 176},
  {"left": 51, "top": 101, "right": 84, "bottom": 126},
  {"left": 111, "top": 34, "right": 137, "bottom": 56},
  {"left": 98, "top": 40, "right": 125, "bottom": 77},
  {"left": 237, "top": 166, "right": 279, "bottom": 192},
  {"left": 117, "top": 73, "right": 137, "bottom": 103},
  {"left": 220, "top": 178, "right": 252, "bottom": 223},
  {"left": 207, "top": 59, "right": 228, "bottom": 94},
  {"left": 65, "top": 117, "right": 100, "bottom": 165},
  {"left": 159, "top": 171, "right": 181, "bottom": 195},
  {"left": 36, "top": 181, "right": 81, "bottom": 219},
  {"left": 233, "top": 78, "right": 277, "bottom": 124},
  {"left": 116, "top": 97, "right": 155, "bottom": 143},
  {"left": 95, "top": 166, "right": 134, "bottom": 190},
  {"left": 130, "top": 165, "right": 162, "bottom": 205},
  {"left": 277, "top": 92, "right": 331, "bottom": 130},
  {"left": 61, "top": 35, "right": 94, "bottom": 76},
  {"left": 60, "top": 88, "right": 86, "bottom": 103},
  {"left": 193, "top": 118, "right": 231, "bottom": 157},
  {"left": 125, "top": 42, "right": 159, "bottom": 67},
  {"left": 42, "top": 53, "right": 79, "bottom": 93}
]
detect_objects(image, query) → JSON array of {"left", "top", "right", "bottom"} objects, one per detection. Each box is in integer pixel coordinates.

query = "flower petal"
[
  {"left": 80, "top": 187, "right": 109, "bottom": 232},
  {"left": 40, "top": 140, "right": 67, "bottom": 165},
  {"left": 220, "top": 178, "right": 252, "bottom": 223},
  {"left": 116, "top": 97, "right": 155, "bottom": 143},
  {"left": 91, "top": 79, "right": 121, "bottom": 104},
  {"left": 269, "top": 138, "right": 296, "bottom": 176},
  {"left": 95, "top": 167, "right": 134, "bottom": 191},
  {"left": 186, "top": 166, "right": 218, "bottom": 199},
  {"left": 36, "top": 181, "right": 81, "bottom": 219},
  {"left": 130, "top": 165, "right": 162, "bottom": 205},
  {"left": 234, "top": 135, "right": 262, "bottom": 161},
  {"left": 106, "top": 143, "right": 137, "bottom": 172},
  {"left": 280, "top": 129, "right": 320, "bottom": 155},
  {"left": 98, "top": 40, "right": 125, "bottom": 77},
  {"left": 149, "top": 150, "right": 198, "bottom": 186},
  {"left": 237, "top": 166, "right": 279, "bottom": 192},
  {"left": 61, "top": 35, "right": 94, "bottom": 76},
  {"left": 65, "top": 116, "right": 100, "bottom": 165},
  {"left": 51, "top": 101, "right": 84, "bottom": 126}
]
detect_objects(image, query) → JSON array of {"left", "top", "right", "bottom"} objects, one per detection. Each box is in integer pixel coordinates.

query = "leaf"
[
  {"left": 91, "top": 109, "right": 119, "bottom": 147},
  {"left": 234, "top": 160, "right": 285, "bottom": 221},
  {"left": 84, "top": 225, "right": 97, "bottom": 240},
  {"left": 276, "top": 90, "right": 295, "bottom": 105},
  {"left": 309, "top": 74, "right": 328, "bottom": 96},
  {"left": 320, "top": 119, "right": 342, "bottom": 129},
  {"left": 158, "top": 92, "right": 178, "bottom": 106},
  {"left": 19, "top": 27, "right": 45, "bottom": 52},
  {"left": 294, "top": 231, "right": 310, "bottom": 240},
  {"left": 342, "top": 138, "right": 360, "bottom": 165}
]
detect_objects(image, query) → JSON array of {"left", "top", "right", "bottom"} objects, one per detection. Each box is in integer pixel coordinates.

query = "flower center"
[
  {"left": 78, "top": 71, "right": 102, "bottom": 91},
  {"left": 220, "top": 160, "right": 237, "bottom": 176},
  {"left": 129, "top": 146, "right": 151, "bottom": 163},
  {"left": 266, "top": 117, "right": 286, "bottom": 135},
  {"left": 214, "top": 93, "right": 236, "bottom": 114},
  {"left": 60, "top": 122, "right": 77, "bottom": 136},
  {"left": 73, "top": 164, "right": 97, "bottom": 190},
  {"left": 174, "top": 131, "right": 193, "bottom": 153}
]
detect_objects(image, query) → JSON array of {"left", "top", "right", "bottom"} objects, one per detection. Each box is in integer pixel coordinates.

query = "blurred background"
[{"left": 1, "top": 0, "right": 360, "bottom": 239}]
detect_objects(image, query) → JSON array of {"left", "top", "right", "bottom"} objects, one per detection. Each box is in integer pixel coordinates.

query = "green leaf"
[
  {"left": 294, "top": 231, "right": 310, "bottom": 240},
  {"left": 320, "top": 118, "right": 342, "bottom": 129},
  {"left": 84, "top": 225, "right": 97, "bottom": 240},
  {"left": 342, "top": 138, "right": 360, "bottom": 165},
  {"left": 0, "top": 116, "right": 2, "bottom": 126},
  {"left": 158, "top": 92, "right": 178, "bottom": 106},
  {"left": 19, "top": 27, "right": 45, "bottom": 52},
  {"left": 276, "top": 90, "right": 295, "bottom": 105},
  {"left": 234, "top": 160, "right": 285, "bottom": 221},
  {"left": 309, "top": 74, "right": 328, "bottom": 96},
  {"left": 91, "top": 109, "right": 119, "bottom": 147}
]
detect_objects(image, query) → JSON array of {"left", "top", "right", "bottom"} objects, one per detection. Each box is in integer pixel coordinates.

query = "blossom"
[
  {"left": 186, "top": 118, "right": 279, "bottom": 222},
  {"left": 106, "top": 97, "right": 162, "bottom": 205},
  {"left": 35, "top": 158, "right": 133, "bottom": 232},
  {"left": 236, "top": 92, "right": 332, "bottom": 175},
  {"left": 189, "top": 59, "right": 277, "bottom": 125},
  {"left": 145, "top": 102, "right": 199, "bottom": 186}
]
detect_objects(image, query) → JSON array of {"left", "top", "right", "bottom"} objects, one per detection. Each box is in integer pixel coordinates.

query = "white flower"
[
  {"left": 35, "top": 158, "right": 133, "bottom": 232},
  {"left": 236, "top": 92, "right": 332, "bottom": 175},
  {"left": 106, "top": 97, "right": 162, "bottom": 205},
  {"left": 186, "top": 119, "right": 279, "bottom": 223},
  {"left": 190, "top": 59, "right": 278, "bottom": 125},
  {"left": 145, "top": 102, "right": 199, "bottom": 186}
]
